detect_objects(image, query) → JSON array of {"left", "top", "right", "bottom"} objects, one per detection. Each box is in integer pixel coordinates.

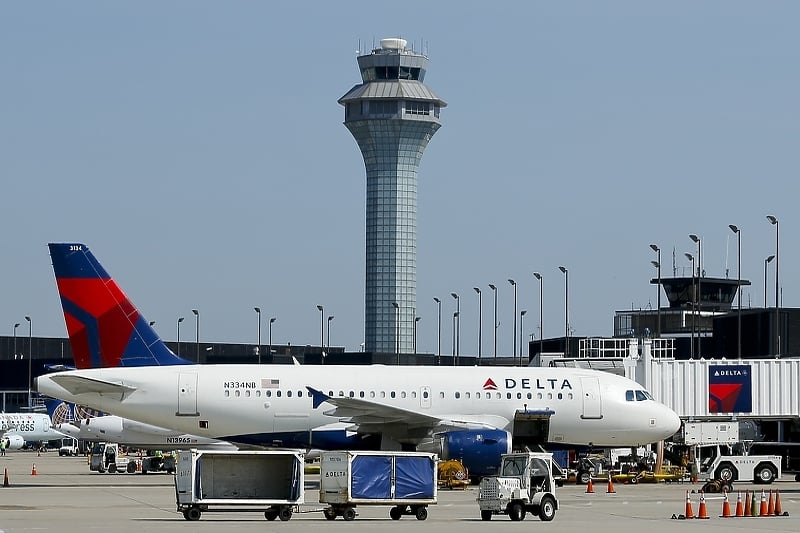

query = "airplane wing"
[
  {"left": 306, "top": 387, "right": 508, "bottom": 438},
  {"left": 49, "top": 374, "right": 137, "bottom": 398}
]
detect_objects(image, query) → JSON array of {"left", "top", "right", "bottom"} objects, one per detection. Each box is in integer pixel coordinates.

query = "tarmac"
[{"left": 2, "top": 450, "right": 800, "bottom": 533}]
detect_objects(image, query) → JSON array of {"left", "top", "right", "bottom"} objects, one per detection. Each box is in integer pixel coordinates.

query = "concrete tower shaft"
[{"left": 339, "top": 38, "right": 446, "bottom": 354}]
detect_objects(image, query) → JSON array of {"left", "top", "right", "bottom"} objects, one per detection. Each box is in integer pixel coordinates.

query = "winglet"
[
  {"left": 48, "top": 243, "right": 191, "bottom": 368},
  {"left": 306, "top": 386, "right": 331, "bottom": 409}
]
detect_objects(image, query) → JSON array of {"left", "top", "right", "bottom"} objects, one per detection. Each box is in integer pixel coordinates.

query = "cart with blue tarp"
[
  {"left": 174, "top": 449, "right": 304, "bottom": 521},
  {"left": 319, "top": 451, "right": 437, "bottom": 521}
]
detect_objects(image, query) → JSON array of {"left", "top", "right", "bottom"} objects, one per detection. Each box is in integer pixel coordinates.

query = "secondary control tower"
[{"left": 339, "top": 38, "right": 446, "bottom": 354}]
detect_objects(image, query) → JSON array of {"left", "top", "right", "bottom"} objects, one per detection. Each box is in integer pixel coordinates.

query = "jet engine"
[
  {"left": 418, "top": 429, "right": 511, "bottom": 480},
  {"left": 2, "top": 434, "right": 26, "bottom": 450}
]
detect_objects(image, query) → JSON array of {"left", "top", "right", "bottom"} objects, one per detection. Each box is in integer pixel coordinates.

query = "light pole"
[
  {"left": 413, "top": 316, "right": 421, "bottom": 355},
  {"left": 433, "top": 297, "right": 441, "bottom": 365},
  {"left": 392, "top": 302, "right": 400, "bottom": 363},
  {"left": 327, "top": 315, "right": 334, "bottom": 349},
  {"left": 558, "top": 267, "right": 568, "bottom": 357},
  {"left": 268, "top": 317, "right": 276, "bottom": 361},
  {"left": 176, "top": 317, "right": 184, "bottom": 357},
  {"left": 689, "top": 234, "right": 702, "bottom": 358},
  {"left": 451, "top": 311, "right": 459, "bottom": 365},
  {"left": 473, "top": 287, "right": 482, "bottom": 362},
  {"left": 488, "top": 284, "right": 498, "bottom": 359},
  {"left": 191, "top": 309, "right": 199, "bottom": 363},
  {"left": 533, "top": 273, "right": 543, "bottom": 359},
  {"left": 650, "top": 244, "right": 661, "bottom": 337},
  {"left": 13, "top": 322, "right": 20, "bottom": 359},
  {"left": 508, "top": 279, "right": 517, "bottom": 363},
  {"left": 24, "top": 316, "right": 31, "bottom": 407},
  {"left": 684, "top": 253, "right": 695, "bottom": 359},
  {"left": 254, "top": 307, "right": 262, "bottom": 364},
  {"left": 450, "top": 293, "right": 459, "bottom": 362},
  {"left": 728, "top": 225, "right": 742, "bottom": 358},
  {"left": 767, "top": 215, "right": 779, "bottom": 357},
  {"left": 765, "top": 255, "right": 775, "bottom": 307},
  {"left": 520, "top": 310, "right": 527, "bottom": 364},
  {"left": 316, "top": 305, "right": 324, "bottom": 352}
]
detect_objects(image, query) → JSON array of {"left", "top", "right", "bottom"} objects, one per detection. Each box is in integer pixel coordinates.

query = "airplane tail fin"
[{"left": 48, "top": 243, "right": 191, "bottom": 368}]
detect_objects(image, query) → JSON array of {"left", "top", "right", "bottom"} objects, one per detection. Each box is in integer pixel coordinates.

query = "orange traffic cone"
[
  {"left": 774, "top": 490, "right": 784, "bottom": 516},
  {"left": 744, "top": 490, "right": 752, "bottom": 517},
  {"left": 767, "top": 490, "right": 775, "bottom": 516},
  {"left": 3, "top": 468, "right": 9, "bottom": 487},
  {"left": 31, "top": 463, "right": 37, "bottom": 476},
  {"left": 606, "top": 477, "right": 616, "bottom": 494},
  {"left": 684, "top": 490, "right": 695, "bottom": 519},
  {"left": 734, "top": 491, "right": 744, "bottom": 517},
  {"left": 136, "top": 459, "right": 142, "bottom": 473},
  {"left": 759, "top": 489, "right": 768, "bottom": 517},
  {"left": 585, "top": 478, "right": 595, "bottom": 493},
  {"left": 697, "top": 491, "right": 710, "bottom": 519},
  {"left": 720, "top": 490, "right": 732, "bottom": 518}
]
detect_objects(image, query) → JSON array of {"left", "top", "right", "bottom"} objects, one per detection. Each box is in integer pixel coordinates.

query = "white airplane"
[
  {"left": 47, "top": 400, "right": 237, "bottom": 451},
  {"left": 37, "top": 242, "right": 681, "bottom": 476},
  {"left": 1, "top": 412, "right": 63, "bottom": 450}
]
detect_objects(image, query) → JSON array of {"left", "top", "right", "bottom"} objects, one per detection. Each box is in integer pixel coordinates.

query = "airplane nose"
[{"left": 661, "top": 406, "right": 681, "bottom": 439}]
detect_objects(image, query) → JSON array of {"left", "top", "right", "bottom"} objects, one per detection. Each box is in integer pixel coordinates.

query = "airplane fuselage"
[
  {"left": 38, "top": 364, "right": 680, "bottom": 449},
  {"left": 0, "top": 413, "right": 61, "bottom": 445}
]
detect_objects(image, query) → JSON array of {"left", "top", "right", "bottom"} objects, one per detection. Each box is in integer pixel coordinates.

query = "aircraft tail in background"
[{"left": 48, "top": 243, "right": 190, "bottom": 368}]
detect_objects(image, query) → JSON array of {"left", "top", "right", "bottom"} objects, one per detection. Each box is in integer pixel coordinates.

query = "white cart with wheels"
[
  {"left": 319, "top": 451, "right": 437, "bottom": 521},
  {"left": 175, "top": 449, "right": 304, "bottom": 521}
]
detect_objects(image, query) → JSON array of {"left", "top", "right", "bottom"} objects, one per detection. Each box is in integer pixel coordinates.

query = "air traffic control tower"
[{"left": 339, "top": 38, "right": 446, "bottom": 354}]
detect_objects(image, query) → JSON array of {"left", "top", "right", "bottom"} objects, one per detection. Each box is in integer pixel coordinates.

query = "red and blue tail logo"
[{"left": 48, "top": 243, "right": 190, "bottom": 368}]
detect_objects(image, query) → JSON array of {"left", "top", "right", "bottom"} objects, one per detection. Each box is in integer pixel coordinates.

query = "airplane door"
[
  {"left": 177, "top": 373, "right": 199, "bottom": 416},
  {"left": 420, "top": 386, "right": 431, "bottom": 409},
  {"left": 580, "top": 377, "right": 602, "bottom": 419}
]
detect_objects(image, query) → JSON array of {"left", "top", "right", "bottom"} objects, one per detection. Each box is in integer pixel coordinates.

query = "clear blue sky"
[{"left": 3, "top": 1, "right": 798, "bottom": 357}]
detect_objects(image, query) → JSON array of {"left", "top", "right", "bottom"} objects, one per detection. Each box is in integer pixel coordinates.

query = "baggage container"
[
  {"left": 319, "top": 450, "right": 437, "bottom": 521},
  {"left": 175, "top": 449, "right": 304, "bottom": 521}
]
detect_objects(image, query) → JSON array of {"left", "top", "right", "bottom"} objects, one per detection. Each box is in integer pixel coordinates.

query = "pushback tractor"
[{"left": 477, "top": 452, "right": 558, "bottom": 521}]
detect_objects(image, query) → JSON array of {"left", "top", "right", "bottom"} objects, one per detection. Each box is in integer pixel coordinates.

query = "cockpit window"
[{"left": 626, "top": 389, "right": 654, "bottom": 401}]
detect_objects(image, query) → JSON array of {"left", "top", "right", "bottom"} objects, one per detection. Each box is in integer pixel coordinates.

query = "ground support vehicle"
[
  {"left": 174, "top": 449, "right": 304, "bottom": 521},
  {"left": 319, "top": 451, "right": 437, "bottom": 521},
  {"left": 697, "top": 444, "right": 782, "bottom": 484},
  {"left": 89, "top": 443, "right": 137, "bottom": 473},
  {"left": 139, "top": 452, "right": 176, "bottom": 474},
  {"left": 58, "top": 438, "right": 80, "bottom": 456},
  {"left": 477, "top": 452, "right": 558, "bottom": 521}
]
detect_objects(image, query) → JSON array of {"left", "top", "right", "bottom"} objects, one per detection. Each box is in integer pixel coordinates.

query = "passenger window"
[
  {"left": 328, "top": 390, "right": 333, "bottom": 397},
  {"left": 547, "top": 393, "right": 552, "bottom": 400},
  {"left": 506, "top": 393, "right": 512, "bottom": 400},
  {"left": 349, "top": 391, "right": 355, "bottom": 398},
  {"left": 455, "top": 392, "right": 460, "bottom": 399},
  {"left": 517, "top": 393, "right": 522, "bottom": 400},
  {"left": 338, "top": 391, "right": 344, "bottom": 397},
  {"left": 256, "top": 390, "right": 261, "bottom": 397},
  {"left": 224, "top": 390, "right": 230, "bottom": 397},
  {"left": 526, "top": 392, "right": 532, "bottom": 400},
  {"left": 265, "top": 390, "right": 271, "bottom": 397},
  {"left": 557, "top": 393, "right": 562, "bottom": 400},
  {"left": 465, "top": 392, "right": 470, "bottom": 399},
  {"left": 235, "top": 390, "right": 241, "bottom": 397},
  {"left": 245, "top": 390, "right": 251, "bottom": 397},
  {"left": 495, "top": 393, "right": 501, "bottom": 399},
  {"left": 439, "top": 392, "right": 445, "bottom": 399},
  {"left": 411, "top": 391, "right": 417, "bottom": 399},
  {"left": 401, "top": 391, "right": 407, "bottom": 399},
  {"left": 537, "top": 393, "right": 543, "bottom": 400},
  {"left": 391, "top": 391, "right": 396, "bottom": 398},
  {"left": 476, "top": 392, "right": 481, "bottom": 399},
  {"left": 568, "top": 393, "right": 574, "bottom": 400},
  {"left": 381, "top": 391, "right": 386, "bottom": 398},
  {"left": 287, "top": 391, "right": 292, "bottom": 398},
  {"left": 276, "top": 391, "right": 281, "bottom": 397},
  {"left": 423, "top": 391, "right": 429, "bottom": 399},
  {"left": 359, "top": 391, "right": 365, "bottom": 398}
]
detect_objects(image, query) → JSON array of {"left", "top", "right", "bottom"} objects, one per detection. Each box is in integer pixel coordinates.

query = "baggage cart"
[
  {"left": 319, "top": 450, "right": 437, "bottom": 521},
  {"left": 174, "top": 449, "right": 304, "bottom": 521}
]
